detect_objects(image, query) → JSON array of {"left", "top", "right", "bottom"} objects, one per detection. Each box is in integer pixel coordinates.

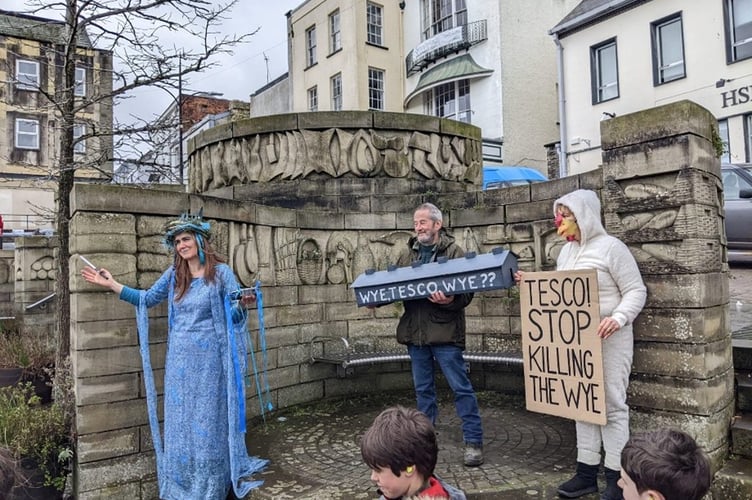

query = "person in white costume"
[{"left": 516, "top": 189, "right": 646, "bottom": 500}]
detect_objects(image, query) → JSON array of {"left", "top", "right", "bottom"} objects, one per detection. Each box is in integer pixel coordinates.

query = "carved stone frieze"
[
  {"left": 188, "top": 113, "right": 482, "bottom": 194},
  {"left": 297, "top": 238, "right": 324, "bottom": 285},
  {"left": 324, "top": 232, "right": 355, "bottom": 285}
]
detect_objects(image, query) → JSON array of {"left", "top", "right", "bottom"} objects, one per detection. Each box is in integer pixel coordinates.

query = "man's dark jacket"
[{"left": 395, "top": 229, "right": 473, "bottom": 349}]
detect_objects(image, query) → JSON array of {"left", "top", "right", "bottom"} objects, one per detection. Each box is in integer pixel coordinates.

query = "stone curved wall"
[
  {"left": 69, "top": 101, "right": 733, "bottom": 497},
  {"left": 186, "top": 111, "right": 483, "bottom": 194}
]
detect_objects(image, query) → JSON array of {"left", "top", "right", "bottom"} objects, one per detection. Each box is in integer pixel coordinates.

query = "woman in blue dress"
[{"left": 82, "top": 212, "right": 268, "bottom": 499}]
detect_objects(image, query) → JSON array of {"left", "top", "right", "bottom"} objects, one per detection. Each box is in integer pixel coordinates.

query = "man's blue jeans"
[{"left": 407, "top": 344, "right": 483, "bottom": 445}]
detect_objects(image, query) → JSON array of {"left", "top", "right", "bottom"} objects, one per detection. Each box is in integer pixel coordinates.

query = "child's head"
[
  {"left": 360, "top": 406, "right": 438, "bottom": 498},
  {"left": 620, "top": 428, "right": 711, "bottom": 500}
]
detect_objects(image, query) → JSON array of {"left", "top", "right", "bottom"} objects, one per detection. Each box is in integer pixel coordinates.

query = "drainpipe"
[{"left": 553, "top": 34, "right": 567, "bottom": 178}]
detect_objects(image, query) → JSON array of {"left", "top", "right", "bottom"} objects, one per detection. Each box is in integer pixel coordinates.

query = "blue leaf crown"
[{"left": 163, "top": 209, "right": 211, "bottom": 251}]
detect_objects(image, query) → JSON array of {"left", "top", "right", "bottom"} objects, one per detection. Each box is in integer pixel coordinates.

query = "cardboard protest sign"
[{"left": 519, "top": 270, "right": 606, "bottom": 425}]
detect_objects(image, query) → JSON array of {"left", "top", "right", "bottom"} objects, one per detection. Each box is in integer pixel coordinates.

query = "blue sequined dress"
[{"left": 121, "top": 263, "right": 268, "bottom": 499}]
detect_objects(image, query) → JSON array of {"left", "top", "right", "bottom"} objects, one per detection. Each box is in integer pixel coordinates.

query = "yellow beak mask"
[{"left": 555, "top": 213, "right": 579, "bottom": 241}]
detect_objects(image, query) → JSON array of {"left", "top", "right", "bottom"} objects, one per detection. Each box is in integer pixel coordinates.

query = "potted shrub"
[
  {"left": 0, "top": 382, "right": 71, "bottom": 499},
  {"left": 0, "top": 332, "right": 24, "bottom": 387},
  {"left": 0, "top": 324, "right": 55, "bottom": 402}
]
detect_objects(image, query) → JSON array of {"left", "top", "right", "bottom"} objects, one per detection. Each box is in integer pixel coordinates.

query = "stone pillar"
[
  {"left": 599, "top": 100, "right": 732, "bottom": 469},
  {"left": 14, "top": 235, "right": 57, "bottom": 336},
  {"left": 69, "top": 211, "right": 156, "bottom": 499}
]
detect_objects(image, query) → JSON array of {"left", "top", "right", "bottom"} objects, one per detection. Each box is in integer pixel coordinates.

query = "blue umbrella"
[{"left": 482, "top": 166, "right": 547, "bottom": 190}]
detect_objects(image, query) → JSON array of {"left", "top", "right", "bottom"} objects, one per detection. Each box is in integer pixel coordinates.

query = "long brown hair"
[{"left": 172, "top": 232, "right": 226, "bottom": 301}]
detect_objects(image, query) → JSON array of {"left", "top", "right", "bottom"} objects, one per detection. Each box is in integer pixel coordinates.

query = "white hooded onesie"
[{"left": 553, "top": 189, "right": 647, "bottom": 471}]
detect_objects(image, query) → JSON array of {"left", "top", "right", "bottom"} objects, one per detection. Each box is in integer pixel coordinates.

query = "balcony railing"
[
  {"left": 406, "top": 19, "right": 488, "bottom": 76},
  {"left": 1, "top": 213, "right": 51, "bottom": 231}
]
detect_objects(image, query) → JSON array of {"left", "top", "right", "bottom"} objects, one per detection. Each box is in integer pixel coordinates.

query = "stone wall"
[
  {"left": 68, "top": 102, "right": 731, "bottom": 497},
  {"left": 0, "top": 236, "right": 57, "bottom": 333},
  {"left": 185, "top": 111, "right": 483, "bottom": 194},
  {"left": 0, "top": 249, "right": 13, "bottom": 318}
]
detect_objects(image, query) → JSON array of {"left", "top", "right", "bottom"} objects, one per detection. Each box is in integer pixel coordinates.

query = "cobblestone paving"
[
  {"left": 245, "top": 391, "right": 587, "bottom": 500},
  {"left": 243, "top": 264, "right": 752, "bottom": 500}
]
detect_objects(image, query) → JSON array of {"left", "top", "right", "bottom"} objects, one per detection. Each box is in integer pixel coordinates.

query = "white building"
[
  {"left": 550, "top": 0, "right": 752, "bottom": 175},
  {"left": 254, "top": 0, "right": 578, "bottom": 177},
  {"left": 402, "top": 0, "right": 578, "bottom": 172}
]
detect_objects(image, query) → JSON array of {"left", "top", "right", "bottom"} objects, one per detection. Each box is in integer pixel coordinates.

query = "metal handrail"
[
  {"left": 309, "top": 335, "right": 523, "bottom": 370},
  {"left": 0, "top": 213, "right": 52, "bottom": 231},
  {"left": 25, "top": 293, "right": 56, "bottom": 310}
]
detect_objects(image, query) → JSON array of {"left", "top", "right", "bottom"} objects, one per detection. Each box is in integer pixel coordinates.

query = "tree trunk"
[{"left": 54, "top": 0, "right": 77, "bottom": 390}]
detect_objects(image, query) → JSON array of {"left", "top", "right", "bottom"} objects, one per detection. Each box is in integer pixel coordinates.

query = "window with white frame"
[
  {"left": 421, "top": 0, "right": 467, "bottom": 40},
  {"left": 331, "top": 73, "right": 342, "bottom": 111},
  {"left": 306, "top": 26, "right": 317, "bottom": 67},
  {"left": 746, "top": 114, "right": 752, "bottom": 161},
  {"left": 368, "top": 68, "right": 385, "bottom": 110},
  {"left": 726, "top": 0, "right": 752, "bottom": 62},
  {"left": 75, "top": 66, "right": 86, "bottom": 97},
  {"left": 652, "top": 14, "right": 685, "bottom": 85},
  {"left": 424, "top": 79, "right": 471, "bottom": 123},
  {"left": 367, "top": 2, "right": 383, "bottom": 46},
  {"left": 73, "top": 123, "right": 86, "bottom": 154},
  {"left": 719, "top": 119, "right": 731, "bottom": 164},
  {"left": 15, "top": 118, "right": 40, "bottom": 150},
  {"left": 591, "top": 39, "right": 619, "bottom": 104},
  {"left": 308, "top": 86, "right": 318, "bottom": 112},
  {"left": 329, "top": 10, "right": 341, "bottom": 53},
  {"left": 16, "top": 60, "right": 39, "bottom": 90}
]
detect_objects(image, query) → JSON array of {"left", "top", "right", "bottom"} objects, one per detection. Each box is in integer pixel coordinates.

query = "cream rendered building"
[
  {"left": 550, "top": 0, "right": 752, "bottom": 175},
  {"left": 281, "top": 0, "right": 578, "bottom": 177},
  {"left": 0, "top": 10, "right": 112, "bottom": 230},
  {"left": 287, "top": 0, "right": 405, "bottom": 113},
  {"left": 274, "top": 0, "right": 577, "bottom": 175}
]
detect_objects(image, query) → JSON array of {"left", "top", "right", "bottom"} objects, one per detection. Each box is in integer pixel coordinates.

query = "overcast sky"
[{"left": 5, "top": 0, "right": 301, "bottom": 126}]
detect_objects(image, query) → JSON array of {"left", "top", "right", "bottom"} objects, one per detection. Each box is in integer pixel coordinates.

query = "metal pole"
[{"left": 178, "top": 57, "right": 184, "bottom": 185}]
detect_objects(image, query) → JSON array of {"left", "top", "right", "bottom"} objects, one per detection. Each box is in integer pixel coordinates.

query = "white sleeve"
[{"left": 607, "top": 240, "right": 647, "bottom": 327}]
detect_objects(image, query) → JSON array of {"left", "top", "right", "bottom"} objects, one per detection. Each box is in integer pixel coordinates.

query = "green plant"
[
  {"left": 711, "top": 124, "right": 726, "bottom": 159},
  {"left": 0, "top": 382, "right": 71, "bottom": 490}
]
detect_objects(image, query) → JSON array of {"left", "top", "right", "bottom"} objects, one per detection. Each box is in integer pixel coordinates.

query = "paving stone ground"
[
  {"left": 245, "top": 391, "right": 584, "bottom": 500},
  {"left": 243, "top": 264, "right": 752, "bottom": 500},
  {"left": 730, "top": 264, "right": 752, "bottom": 337}
]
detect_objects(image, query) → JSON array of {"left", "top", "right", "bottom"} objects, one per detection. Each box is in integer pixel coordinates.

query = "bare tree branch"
[{"left": 5, "top": 0, "right": 257, "bottom": 421}]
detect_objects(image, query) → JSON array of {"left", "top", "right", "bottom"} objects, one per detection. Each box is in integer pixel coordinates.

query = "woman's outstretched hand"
[
  {"left": 82, "top": 266, "right": 111, "bottom": 286},
  {"left": 81, "top": 266, "right": 122, "bottom": 294}
]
